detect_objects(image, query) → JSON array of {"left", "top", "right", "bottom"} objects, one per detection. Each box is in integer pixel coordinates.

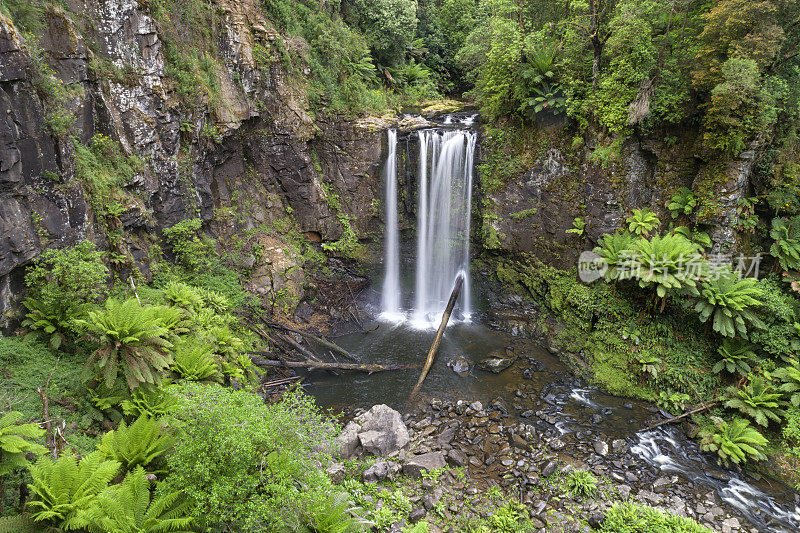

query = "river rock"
[
  {"left": 403, "top": 451, "right": 446, "bottom": 478},
  {"left": 448, "top": 356, "right": 470, "bottom": 376},
  {"left": 334, "top": 421, "right": 361, "bottom": 459},
  {"left": 593, "top": 439, "right": 609, "bottom": 457},
  {"left": 325, "top": 462, "right": 346, "bottom": 482},
  {"left": 611, "top": 439, "right": 628, "bottom": 453},
  {"left": 478, "top": 356, "right": 514, "bottom": 374},
  {"left": 588, "top": 513, "right": 605, "bottom": 529},
  {"left": 363, "top": 461, "right": 389, "bottom": 482},
  {"left": 422, "top": 488, "right": 443, "bottom": 510},
  {"left": 408, "top": 507, "right": 427, "bottom": 523},
  {"left": 541, "top": 460, "right": 559, "bottom": 477},
  {"left": 447, "top": 448, "right": 468, "bottom": 467},
  {"left": 355, "top": 404, "right": 410, "bottom": 457}
]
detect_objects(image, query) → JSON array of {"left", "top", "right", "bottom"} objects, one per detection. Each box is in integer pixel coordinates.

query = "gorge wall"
[
  {"left": 0, "top": 0, "right": 387, "bottom": 322},
  {"left": 0, "top": 0, "right": 764, "bottom": 323}
]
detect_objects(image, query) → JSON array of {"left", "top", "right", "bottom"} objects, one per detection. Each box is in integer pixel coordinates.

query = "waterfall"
[
  {"left": 380, "top": 130, "right": 401, "bottom": 320},
  {"left": 380, "top": 127, "right": 476, "bottom": 327}
]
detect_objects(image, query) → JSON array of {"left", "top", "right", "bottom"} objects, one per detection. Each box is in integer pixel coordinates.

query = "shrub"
[
  {"left": 698, "top": 416, "right": 768, "bottom": 466},
  {"left": 24, "top": 240, "right": 108, "bottom": 306},
  {"left": 163, "top": 383, "right": 339, "bottom": 531},
  {"left": 97, "top": 415, "right": 175, "bottom": 473},
  {"left": 77, "top": 298, "right": 174, "bottom": 389}
]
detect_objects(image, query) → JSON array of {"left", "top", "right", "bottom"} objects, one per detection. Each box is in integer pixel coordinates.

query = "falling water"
[
  {"left": 380, "top": 130, "right": 401, "bottom": 320},
  {"left": 413, "top": 129, "right": 476, "bottom": 324},
  {"left": 379, "top": 126, "right": 476, "bottom": 326}
]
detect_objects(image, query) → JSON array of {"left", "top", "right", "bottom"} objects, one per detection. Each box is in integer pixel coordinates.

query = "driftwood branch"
[
  {"left": 409, "top": 274, "right": 464, "bottom": 400},
  {"left": 645, "top": 401, "right": 718, "bottom": 431},
  {"left": 257, "top": 316, "right": 361, "bottom": 362},
  {"left": 250, "top": 354, "right": 413, "bottom": 374}
]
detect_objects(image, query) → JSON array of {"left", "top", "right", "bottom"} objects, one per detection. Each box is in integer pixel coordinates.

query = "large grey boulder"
[
  {"left": 355, "top": 404, "right": 410, "bottom": 457},
  {"left": 402, "top": 451, "right": 446, "bottom": 479},
  {"left": 334, "top": 420, "right": 361, "bottom": 459}
]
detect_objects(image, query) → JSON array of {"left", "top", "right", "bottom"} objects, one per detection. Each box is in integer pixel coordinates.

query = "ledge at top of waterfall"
[{"left": 380, "top": 127, "right": 477, "bottom": 330}]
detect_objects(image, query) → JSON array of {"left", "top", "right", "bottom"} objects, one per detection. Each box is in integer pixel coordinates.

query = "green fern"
[
  {"left": 0, "top": 515, "right": 40, "bottom": 533},
  {"left": 163, "top": 282, "right": 204, "bottom": 313},
  {"left": 695, "top": 267, "right": 765, "bottom": 338},
  {"left": 698, "top": 416, "right": 768, "bottom": 466},
  {"left": 724, "top": 378, "right": 785, "bottom": 427},
  {"left": 26, "top": 451, "right": 120, "bottom": 529},
  {"left": 626, "top": 208, "right": 660, "bottom": 236},
  {"left": 774, "top": 358, "right": 800, "bottom": 407},
  {"left": 76, "top": 298, "right": 174, "bottom": 389},
  {"left": 565, "top": 217, "right": 585, "bottom": 237},
  {"left": 303, "top": 491, "right": 369, "bottom": 533},
  {"left": 21, "top": 298, "right": 85, "bottom": 350},
  {"left": 0, "top": 411, "right": 47, "bottom": 476},
  {"left": 120, "top": 385, "right": 179, "bottom": 419},
  {"left": 97, "top": 416, "right": 175, "bottom": 473},
  {"left": 634, "top": 234, "right": 701, "bottom": 301},
  {"left": 667, "top": 187, "right": 697, "bottom": 219},
  {"left": 77, "top": 466, "right": 195, "bottom": 533},
  {"left": 172, "top": 340, "right": 222, "bottom": 383},
  {"left": 197, "top": 287, "right": 231, "bottom": 314},
  {"left": 769, "top": 216, "right": 800, "bottom": 272},
  {"left": 593, "top": 231, "right": 637, "bottom": 280},
  {"left": 713, "top": 339, "right": 758, "bottom": 375}
]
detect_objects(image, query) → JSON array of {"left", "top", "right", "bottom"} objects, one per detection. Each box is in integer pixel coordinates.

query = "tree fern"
[
  {"left": 724, "top": 378, "right": 785, "bottom": 427},
  {"left": 97, "top": 416, "right": 175, "bottom": 474},
  {"left": 695, "top": 267, "right": 765, "bottom": 338},
  {"left": 76, "top": 298, "right": 174, "bottom": 389},
  {"left": 699, "top": 416, "right": 768, "bottom": 466},
  {"left": 77, "top": 467, "right": 195, "bottom": 533},
  {"left": 593, "top": 231, "right": 636, "bottom": 280},
  {"left": 0, "top": 411, "right": 47, "bottom": 476},
  {"left": 26, "top": 451, "right": 120, "bottom": 529},
  {"left": 172, "top": 340, "right": 222, "bottom": 383},
  {"left": 21, "top": 297, "right": 85, "bottom": 350}
]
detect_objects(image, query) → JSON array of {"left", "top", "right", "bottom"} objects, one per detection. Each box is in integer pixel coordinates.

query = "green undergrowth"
[
  {"left": 600, "top": 502, "right": 713, "bottom": 533},
  {"left": 491, "top": 254, "right": 720, "bottom": 402}
]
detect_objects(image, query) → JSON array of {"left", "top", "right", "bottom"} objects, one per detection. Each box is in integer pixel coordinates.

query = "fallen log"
[
  {"left": 250, "top": 354, "right": 414, "bottom": 373},
  {"left": 409, "top": 273, "right": 464, "bottom": 400},
  {"left": 257, "top": 314, "right": 361, "bottom": 363},
  {"left": 644, "top": 401, "right": 718, "bottom": 431},
  {"left": 243, "top": 317, "right": 324, "bottom": 363}
]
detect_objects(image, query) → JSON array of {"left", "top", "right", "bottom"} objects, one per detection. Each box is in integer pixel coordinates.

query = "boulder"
[
  {"left": 334, "top": 420, "right": 361, "bottom": 459},
  {"left": 355, "top": 404, "right": 410, "bottom": 457},
  {"left": 447, "top": 448, "right": 468, "bottom": 467},
  {"left": 363, "top": 461, "right": 389, "bottom": 483},
  {"left": 447, "top": 355, "right": 470, "bottom": 376},
  {"left": 403, "top": 451, "right": 446, "bottom": 479},
  {"left": 478, "top": 357, "right": 514, "bottom": 374}
]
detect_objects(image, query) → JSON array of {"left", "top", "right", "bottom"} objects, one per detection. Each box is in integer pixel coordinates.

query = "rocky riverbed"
[{"left": 329, "top": 399, "right": 774, "bottom": 532}]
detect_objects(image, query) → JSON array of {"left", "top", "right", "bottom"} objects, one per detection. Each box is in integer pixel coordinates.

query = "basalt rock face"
[
  {"left": 479, "top": 131, "right": 757, "bottom": 268},
  {"left": 0, "top": 2, "right": 386, "bottom": 322}
]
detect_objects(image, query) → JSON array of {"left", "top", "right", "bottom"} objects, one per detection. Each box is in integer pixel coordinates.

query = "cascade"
[
  {"left": 379, "top": 129, "right": 401, "bottom": 320},
  {"left": 380, "top": 127, "right": 476, "bottom": 326}
]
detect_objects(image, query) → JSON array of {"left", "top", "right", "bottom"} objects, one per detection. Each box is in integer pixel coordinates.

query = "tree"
[{"left": 344, "top": 0, "right": 418, "bottom": 67}]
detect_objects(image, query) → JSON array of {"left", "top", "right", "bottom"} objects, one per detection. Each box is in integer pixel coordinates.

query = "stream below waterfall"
[{"left": 308, "top": 112, "right": 800, "bottom": 531}]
